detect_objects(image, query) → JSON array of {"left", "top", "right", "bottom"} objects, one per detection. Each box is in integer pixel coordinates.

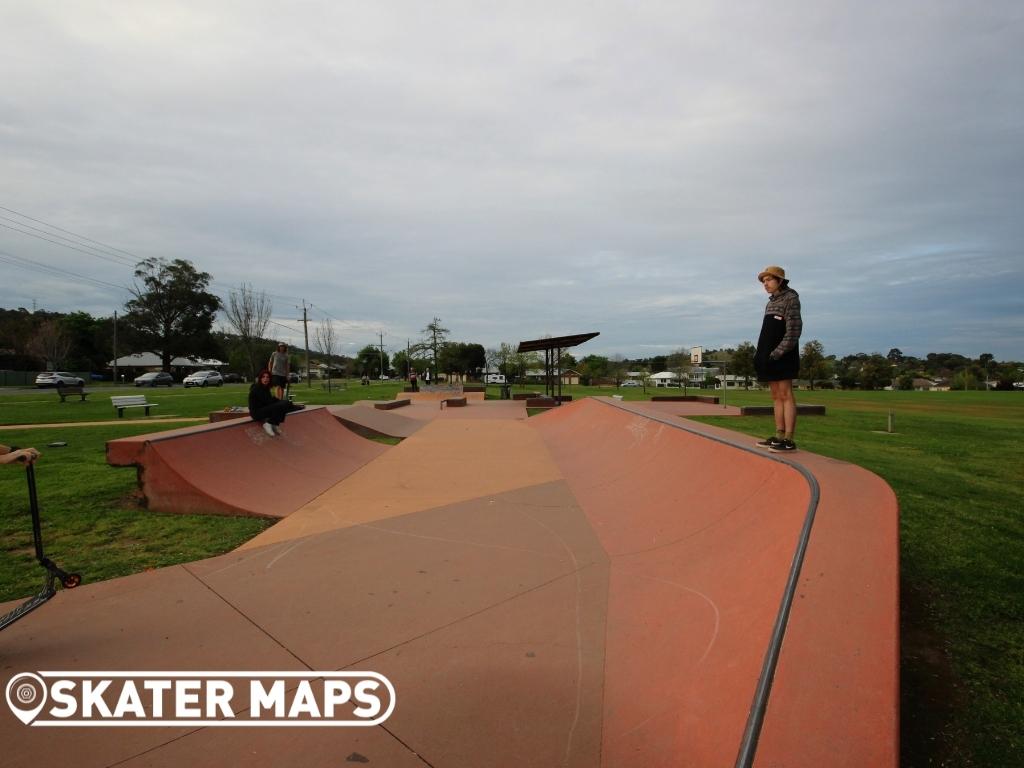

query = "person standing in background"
[
  {"left": 753, "top": 266, "right": 802, "bottom": 452},
  {"left": 268, "top": 343, "right": 290, "bottom": 400}
]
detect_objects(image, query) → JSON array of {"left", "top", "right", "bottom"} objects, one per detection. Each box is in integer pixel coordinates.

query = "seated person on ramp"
[{"left": 249, "top": 369, "right": 301, "bottom": 437}]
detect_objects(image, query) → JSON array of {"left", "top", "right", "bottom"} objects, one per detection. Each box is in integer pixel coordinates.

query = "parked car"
[
  {"left": 620, "top": 380, "right": 641, "bottom": 387},
  {"left": 183, "top": 370, "right": 224, "bottom": 388},
  {"left": 134, "top": 371, "right": 174, "bottom": 387},
  {"left": 288, "top": 372, "right": 300, "bottom": 383},
  {"left": 222, "top": 373, "right": 243, "bottom": 383},
  {"left": 35, "top": 371, "right": 85, "bottom": 388},
  {"left": 485, "top": 374, "right": 506, "bottom": 384}
]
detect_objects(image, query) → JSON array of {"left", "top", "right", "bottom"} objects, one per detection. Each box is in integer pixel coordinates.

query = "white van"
[{"left": 485, "top": 373, "right": 506, "bottom": 384}]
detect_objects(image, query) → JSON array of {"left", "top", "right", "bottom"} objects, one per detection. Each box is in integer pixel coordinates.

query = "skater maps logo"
[{"left": 5, "top": 671, "right": 395, "bottom": 727}]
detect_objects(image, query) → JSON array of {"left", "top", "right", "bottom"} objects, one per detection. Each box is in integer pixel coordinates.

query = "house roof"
[{"left": 650, "top": 371, "right": 679, "bottom": 380}]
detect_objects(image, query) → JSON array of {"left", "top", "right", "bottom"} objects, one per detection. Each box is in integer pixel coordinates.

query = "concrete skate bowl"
[
  {"left": 106, "top": 406, "right": 388, "bottom": 517},
  {"left": 2, "top": 398, "right": 897, "bottom": 767}
]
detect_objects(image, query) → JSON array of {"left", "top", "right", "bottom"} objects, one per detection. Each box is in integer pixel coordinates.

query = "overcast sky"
[{"left": 2, "top": 1, "right": 1021, "bottom": 361}]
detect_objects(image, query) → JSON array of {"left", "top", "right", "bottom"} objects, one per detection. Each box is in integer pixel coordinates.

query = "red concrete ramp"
[
  {"left": 106, "top": 406, "right": 388, "bottom": 518},
  {"left": 327, "top": 403, "right": 426, "bottom": 438},
  {"left": 531, "top": 398, "right": 899, "bottom": 767},
  {"left": 5, "top": 397, "right": 896, "bottom": 768}
]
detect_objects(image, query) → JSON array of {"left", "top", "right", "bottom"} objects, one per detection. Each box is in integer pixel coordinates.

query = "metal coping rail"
[{"left": 595, "top": 398, "right": 821, "bottom": 768}]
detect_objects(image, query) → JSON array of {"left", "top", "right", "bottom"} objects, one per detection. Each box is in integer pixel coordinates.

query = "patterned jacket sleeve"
[{"left": 771, "top": 292, "right": 803, "bottom": 359}]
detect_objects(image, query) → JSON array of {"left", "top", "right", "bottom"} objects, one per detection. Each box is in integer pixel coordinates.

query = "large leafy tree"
[
  {"left": 730, "top": 342, "right": 756, "bottom": 388},
  {"left": 356, "top": 344, "right": 389, "bottom": 377},
  {"left": 438, "top": 342, "right": 486, "bottom": 380},
  {"left": 124, "top": 258, "right": 221, "bottom": 370},
  {"left": 799, "top": 340, "right": 830, "bottom": 390}
]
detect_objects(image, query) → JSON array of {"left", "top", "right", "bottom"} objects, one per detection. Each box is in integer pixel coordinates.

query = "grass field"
[{"left": 1, "top": 381, "right": 1021, "bottom": 766}]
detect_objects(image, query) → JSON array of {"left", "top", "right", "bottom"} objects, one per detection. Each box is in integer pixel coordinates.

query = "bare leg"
[{"left": 774, "top": 379, "right": 797, "bottom": 438}]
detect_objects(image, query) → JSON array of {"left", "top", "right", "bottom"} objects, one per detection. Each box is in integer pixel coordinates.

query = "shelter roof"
[{"left": 516, "top": 332, "right": 599, "bottom": 353}]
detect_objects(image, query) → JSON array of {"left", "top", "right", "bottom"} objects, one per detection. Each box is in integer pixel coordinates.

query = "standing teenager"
[
  {"left": 754, "top": 266, "right": 802, "bottom": 452},
  {"left": 268, "top": 343, "right": 290, "bottom": 400}
]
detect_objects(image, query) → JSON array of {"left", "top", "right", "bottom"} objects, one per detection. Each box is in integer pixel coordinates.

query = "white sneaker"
[
  {"left": 272, "top": 424, "right": 283, "bottom": 435},
  {"left": 262, "top": 422, "right": 276, "bottom": 437}
]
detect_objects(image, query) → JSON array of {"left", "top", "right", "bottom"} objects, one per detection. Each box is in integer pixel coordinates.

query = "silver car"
[
  {"left": 35, "top": 371, "right": 85, "bottom": 388},
  {"left": 183, "top": 370, "right": 224, "bottom": 388}
]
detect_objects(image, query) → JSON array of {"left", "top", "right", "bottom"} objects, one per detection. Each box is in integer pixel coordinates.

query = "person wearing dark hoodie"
[
  {"left": 248, "top": 368, "right": 292, "bottom": 437},
  {"left": 753, "top": 265, "right": 802, "bottom": 452}
]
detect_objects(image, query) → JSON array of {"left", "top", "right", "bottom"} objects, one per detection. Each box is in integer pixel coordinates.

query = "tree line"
[{"left": 2, "top": 257, "right": 1020, "bottom": 390}]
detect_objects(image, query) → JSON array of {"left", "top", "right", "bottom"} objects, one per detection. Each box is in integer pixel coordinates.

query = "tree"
[
  {"left": 356, "top": 344, "right": 389, "bottom": 378},
  {"left": 731, "top": 342, "right": 756, "bottom": 389},
  {"left": 859, "top": 354, "right": 892, "bottom": 390},
  {"left": 800, "top": 340, "right": 830, "bottom": 390},
  {"left": 26, "top": 319, "right": 71, "bottom": 370},
  {"left": 123, "top": 258, "right": 221, "bottom": 370},
  {"left": 437, "top": 342, "right": 486, "bottom": 381},
  {"left": 224, "top": 283, "right": 273, "bottom": 380},
  {"left": 421, "top": 317, "right": 450, "bottom": 377},
  {"left": 578, "top": 354, "right": 610, "bottom": 385},
  {"left": 314, "top": 320, "right": 337, "bottom": 390}
]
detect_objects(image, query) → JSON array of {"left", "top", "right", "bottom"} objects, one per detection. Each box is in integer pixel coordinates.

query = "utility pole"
[
  {"left": 113, "top": 310, "right": 118, "bottom": 388},
  {"left": 379, "top": 332, "right": 385, "bottom": 379},
  {"left": 301, "top": 300, "right": 311, "bottom": 387}
]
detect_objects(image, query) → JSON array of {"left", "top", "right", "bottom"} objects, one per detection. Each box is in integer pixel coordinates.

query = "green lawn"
[{"left": 1, "top": 382, "right": 1021, "bottom": 765}]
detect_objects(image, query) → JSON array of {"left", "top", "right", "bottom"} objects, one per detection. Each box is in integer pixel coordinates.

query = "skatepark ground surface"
[{"left": 1, "top": 397, "right": 898, "bottom": 767}]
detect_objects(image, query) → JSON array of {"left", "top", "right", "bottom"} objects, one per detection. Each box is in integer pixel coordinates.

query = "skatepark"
[{"left": 1, "top": 396, "right": 899, "bottom": 767}]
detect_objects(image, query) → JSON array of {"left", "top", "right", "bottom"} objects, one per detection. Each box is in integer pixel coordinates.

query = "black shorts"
[
  {"left": 755, "top": 352, "right": 800, "bottom": 382},
  {"left": 271, "top": 374, "right": 287, "bottom": 387}
]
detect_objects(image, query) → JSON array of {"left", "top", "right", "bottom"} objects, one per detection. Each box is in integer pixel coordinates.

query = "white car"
[
  {"left": 620, "top": 380, "right": 642, "bottom": 387},
  {"left": 35, "top": 371, "right": 85, "bottom": 388},
  {"left": 485, "top": 374, "right": 506, "bottom": 384},
  {"left": 183, "top": 370, "right": 225, "bottom": 388}
]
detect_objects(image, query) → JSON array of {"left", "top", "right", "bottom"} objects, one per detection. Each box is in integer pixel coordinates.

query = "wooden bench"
[
  {"left": 740, "top": 404, "right": 827, "bottom": 416},
  {"left": 111, "top": 395, "right": 158, "bottom": 418},
  {"left": 440, "top": 397, "right": 467, "bottom": 409},
  {"left": 374, "top": 399, "right": 411, "bottom": 410},
  {"left": 56, "top": 384, "right": 88, "bottom": 402}
]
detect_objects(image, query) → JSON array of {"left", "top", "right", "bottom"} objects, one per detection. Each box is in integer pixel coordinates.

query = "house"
[
  {"left": 107, "top": 353, "right": 225, "bottom": 382},
  {"left": 649, "top": 371, "right": 680, "bottom": 387},
  {"left": 524, "top": 368, "right": 582, "bottom": 386}
]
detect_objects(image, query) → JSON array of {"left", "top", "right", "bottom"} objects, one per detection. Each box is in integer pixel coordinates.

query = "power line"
[
  {"left": 0, "top": 205, "right": 144, "bottom": 264},
  {"left": 0, "top": 221, "right": 144, "bottom": 270},
  {"left": 0, "top": 249, "right": 130, "bottom": 294},
  {"left": 0, "top": 216, "right": 138, "bottom": 268}
]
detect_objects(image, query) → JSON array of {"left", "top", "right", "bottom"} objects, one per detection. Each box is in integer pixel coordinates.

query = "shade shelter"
[{"left": 516, "top": 332, "right": 599, "bottom": 403}]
